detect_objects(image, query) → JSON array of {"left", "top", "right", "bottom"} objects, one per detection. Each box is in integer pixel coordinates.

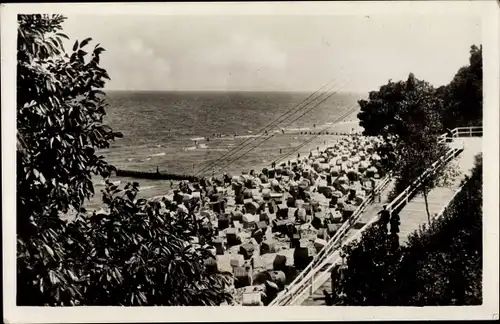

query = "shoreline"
[{"left": 85, "top": 121, "right": 364, "bottom": 211}]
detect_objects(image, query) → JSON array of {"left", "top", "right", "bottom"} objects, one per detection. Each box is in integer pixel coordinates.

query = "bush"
[
  {"left": 18, "top": 181, "right": 233, "bottom": 306},
  {"left": 334, "top": 224, "right": 403, "bottom": 306}
]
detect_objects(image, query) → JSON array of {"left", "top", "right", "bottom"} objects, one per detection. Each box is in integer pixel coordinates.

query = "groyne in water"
[{"left": 114, "top": 169, "right": 199, "bottom": 182}]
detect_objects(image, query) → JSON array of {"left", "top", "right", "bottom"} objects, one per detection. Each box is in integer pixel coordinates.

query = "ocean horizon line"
[{"left": 104, "top": 89, "right": 369, "bottom": 95}]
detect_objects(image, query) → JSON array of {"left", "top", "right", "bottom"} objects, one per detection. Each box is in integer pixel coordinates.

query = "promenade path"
[{"left": 301, "top": 137, "right": 482, "bottom": 306}]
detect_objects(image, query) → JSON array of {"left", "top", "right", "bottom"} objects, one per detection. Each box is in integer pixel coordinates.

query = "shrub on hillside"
[
  {"left": 18, "top": 181, "right": 233, "bottom": 306},
  {"left": 333, "top": 154, "right": 482, "bottom": 306},
  {"left": 333, "top": 223, "right": 403, "bottom": 306},
  {"left": 399, "top": 153, "right": 482, "bottom": 305}
]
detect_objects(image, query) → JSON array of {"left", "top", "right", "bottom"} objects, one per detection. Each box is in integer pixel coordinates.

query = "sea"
[{"left": 87, "top": 90, "right": 366, "bottom": 210}]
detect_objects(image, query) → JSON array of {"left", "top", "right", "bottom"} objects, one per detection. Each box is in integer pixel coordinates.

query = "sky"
[{"left": 62, "top": 14, "right": 481, "bottom": 93}]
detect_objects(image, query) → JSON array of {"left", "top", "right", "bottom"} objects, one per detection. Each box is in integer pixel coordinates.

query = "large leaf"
[{"left": 79, "top": 37, "right": 92, "bottom": 48}]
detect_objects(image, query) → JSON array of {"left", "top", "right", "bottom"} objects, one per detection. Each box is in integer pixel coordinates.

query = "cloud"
[
  {"left": 200, "top": 31, "right": 288, "bottom": 71},
  {"left": 62, "top": 14, "right": 480, "bottom": 91},
  {"left": 102, "top": 38, "right": 171, "bottom": 90},
  {"left": 126, "top": 38, "right": 171, "bottom": 73}
]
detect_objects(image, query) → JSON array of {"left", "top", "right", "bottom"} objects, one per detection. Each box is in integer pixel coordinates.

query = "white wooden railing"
[
  {"left": 267, "top": 126, "right": 481, "bottom": 306},
  {"left": 438, "top": 126, "right": 482, "bottom": 144}
]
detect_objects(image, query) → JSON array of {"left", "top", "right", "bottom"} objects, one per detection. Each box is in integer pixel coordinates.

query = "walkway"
[
  {"left": 398, "top": 137, "right": 481, "bottom": 244},
  {"left": 301, "top": 137, "right": 482, "bottom": 306},
  {"left": 301, "top": 178, "right": 396, "bottom": 305}
]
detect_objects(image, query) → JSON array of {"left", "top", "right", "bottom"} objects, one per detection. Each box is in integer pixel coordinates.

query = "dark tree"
[
  {"left": 439, "top": 45, "right": 483, "bottom": 130},
  {"left": 17, "top": 14, "right": 233, "bottom": 306},
  {"left": 359, "top": 73, "right": 458, "bottom": 217}
]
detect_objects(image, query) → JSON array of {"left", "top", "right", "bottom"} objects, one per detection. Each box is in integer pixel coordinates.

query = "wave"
[
  {"left": 190, "top": 137, "right": 205, "bottom": 141},
  {"left": 149, "top": 152, "right": 166, "bottom": 157},
  {"left": 185, "top": 146, "right": 197, "bottom": 151},
  {"left": 285, "top": 127, "right": 312, "bottom": 132},
  {"left": 233, "top": 134, "right": 260, "bottom": 139},
  {"left": 198, "top": 144, "right": 208, "bottom": 149},
  {"left": 140, "top": 185, "right": 156, "bottom": 191},
  {"left": 208, "top": 148, "right": 229, "bottom": 152}
]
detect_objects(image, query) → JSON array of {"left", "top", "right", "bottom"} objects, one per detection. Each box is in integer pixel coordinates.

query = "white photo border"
[{"left": 2, "top": 1, "right": 499, "bottom": 322}]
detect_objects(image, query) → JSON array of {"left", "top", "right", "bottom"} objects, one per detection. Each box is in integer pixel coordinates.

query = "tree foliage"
[
  {"left": 358, "top": 73, "right": 457, "bottom": 214},
  {"left": 334, "top": 224, "right": 403, "bottom": 305},
  {"left": 357, "top": 74, "right": 440, "bottom": 139},
  {"left": 17, "top": 14, "right": 119, "bottom": 233},
  {"left": 438, "top": 45, "right": 483, "bottom": 129},
  {"left": 18, "top": 181, "right": 233, "bottom": 306},
  {"left": 17, "top": 14, "right": 233, "bottom": 306},
  {"left": 358, "top": 45, "right": 482, "bottom": 138},
  {"left": 332, "top": 154, "right": 482, "bottom": 306},
  {"left": 338, "top": 44, "right": 484, "bottom": 307}
]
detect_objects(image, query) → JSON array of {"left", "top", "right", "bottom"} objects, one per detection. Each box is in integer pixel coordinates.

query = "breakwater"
[{"left": 114, "top": 169, "right": 199, "bottom": 182}]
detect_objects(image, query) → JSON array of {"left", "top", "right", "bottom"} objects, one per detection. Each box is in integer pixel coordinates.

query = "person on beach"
[
  {"left": 280, "top": 149, "right": 282, "bottom": 154},
  {"left": 156, "top": 166, "right": 159, "bottom": 174},
  {"left": 282, "top": 129, "right": 285, "bottom": 134},
  {"left": 297, "top": 153, "right": 300, "bottom": 159}
]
